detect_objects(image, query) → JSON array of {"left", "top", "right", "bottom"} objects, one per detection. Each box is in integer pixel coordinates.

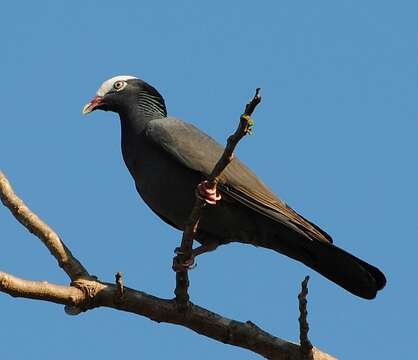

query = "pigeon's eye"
[{"left": 113, "top": 81, "right": 126, "bottom": 91}]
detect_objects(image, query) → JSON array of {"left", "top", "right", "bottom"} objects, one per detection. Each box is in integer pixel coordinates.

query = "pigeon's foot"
[
  {"left": 172, "top": 242, "right": 219, "bottom": 272},
  {"left": 196, "top": 181, "right": 222, "bottom": 205},
  {"left": 172, "top": 258, "right": 196, "bottom": 272},
  {"left": 173, "top": 248, "right": 196, "bottom": 272}
]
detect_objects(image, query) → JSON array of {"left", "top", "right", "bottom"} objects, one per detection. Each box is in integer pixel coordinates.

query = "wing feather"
[{"left": 146, "top": 117, "right": 332, "bottom": 243}]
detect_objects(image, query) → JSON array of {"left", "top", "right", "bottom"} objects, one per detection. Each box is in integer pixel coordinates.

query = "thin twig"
[
  {"left": 0, "top": 171, "right": 89, "bottom": 281},
  {"left": 298, "top": 276, "right": 313, "bottom": 360},
  {"left": 174, "top": 88, "right": 262, "bottom": 305}
]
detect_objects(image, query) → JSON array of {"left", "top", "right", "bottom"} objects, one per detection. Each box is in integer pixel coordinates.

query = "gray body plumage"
[{"left": 84, "top": 76, "right": 386, "bottom": 299}]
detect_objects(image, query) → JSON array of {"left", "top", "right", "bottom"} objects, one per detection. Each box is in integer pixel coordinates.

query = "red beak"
[{"left": 82, "top": 96, "right": 103, "bottom": 115}]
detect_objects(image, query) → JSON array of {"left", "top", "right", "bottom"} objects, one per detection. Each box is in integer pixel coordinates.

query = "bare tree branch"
[
  {"left": 0, "top": 271, "right": 83, "bottom": 303},
  {"left": 0, "top": 270, "right": 335, "bottom": 360},
  {"left": 174, "top": 88, "right": 261, "bottom": 305},
  {"left": 0, "top": 172, "right": 89, "bottom": 281},
  {"left": 0, "top": 171, "right": 336, "bottom": 359}
]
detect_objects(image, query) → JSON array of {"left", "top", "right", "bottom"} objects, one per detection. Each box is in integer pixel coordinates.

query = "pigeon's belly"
[
  {"left": 136, "top": 166, "right": 200, "bottom": 228},
  {"left": 127, "top": 139, "right": 202, "bottom": 229},
  {"left": 122, "top": 134, "right": 263, "bottom": 243}
]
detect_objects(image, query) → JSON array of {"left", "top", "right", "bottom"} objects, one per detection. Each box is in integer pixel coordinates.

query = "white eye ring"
[{"left": 113, "top": 80, "right": 127, "bottom": 91}]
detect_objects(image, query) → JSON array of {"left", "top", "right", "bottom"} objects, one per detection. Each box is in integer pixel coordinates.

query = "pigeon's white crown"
[{"left": 96, "top": 75, "right": 137, "bottom": 96}]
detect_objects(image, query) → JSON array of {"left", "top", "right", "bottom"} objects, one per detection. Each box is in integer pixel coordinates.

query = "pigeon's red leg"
[
  {"left": 196, "top": 180, "right": 222, "bottom": 205},
  {"left": 173, "top": 241, "right": 219, "bottom": 272}
]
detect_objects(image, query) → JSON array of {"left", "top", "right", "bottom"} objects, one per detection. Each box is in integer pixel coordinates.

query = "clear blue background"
[{"left": 0, "top": 1, "right": 416, "bottom": 359}]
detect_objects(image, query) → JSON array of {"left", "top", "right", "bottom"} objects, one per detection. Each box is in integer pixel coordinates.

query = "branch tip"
[
  {"left": 244, "top": 87, "right": 262, "bottom": 116},
  {"left": 298, "top": 276, "right": 313, "bottom": 359}
]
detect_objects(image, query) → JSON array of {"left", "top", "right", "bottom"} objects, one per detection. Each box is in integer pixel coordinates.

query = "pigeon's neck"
[
  {"left": 118, "top": 88, "right": 167, "bottom": 173},
  {"left": 119, "top": 89, "right": 167, "bottom": 135},
  {"left": 119, "top": 110, "right": 159, "bottom": 136},
  {"left": 118, "top": 104, "right": 166, "bottom": 174},
  {"left": 119, "top": 111, "right": 152, "bottom": 176},
  {"left": 119, "top": 110, "right": 159, "bottom": 160}
]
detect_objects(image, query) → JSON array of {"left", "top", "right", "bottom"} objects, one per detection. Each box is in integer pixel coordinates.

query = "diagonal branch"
[
  {"left": 0, "top": 171, "right": 89, "bottom": 281},
  {"left": 174, "top": 88, "right": 261, "bottom": 305}
]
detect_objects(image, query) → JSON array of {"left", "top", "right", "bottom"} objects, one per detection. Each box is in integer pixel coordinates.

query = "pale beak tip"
[
  {"left": 82, "top": 96, "right": 103, "bottom": 115},
  {"left": 82, "top": 103, "right": 93, "bottom": 115}
]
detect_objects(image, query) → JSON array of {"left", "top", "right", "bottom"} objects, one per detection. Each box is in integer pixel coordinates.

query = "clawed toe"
[
  {"left": 196, "top": 181, "right": 222, "bottom": 205},
  {"left": 172, "top": 256, "right": 197, "bottom": 272}
]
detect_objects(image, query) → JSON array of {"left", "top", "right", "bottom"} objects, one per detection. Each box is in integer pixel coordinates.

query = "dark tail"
[
  {"left": 303, "top": 241, "right": 386, "bottom": 299},
  {"left": 263, "top": 235, "right": 386, "bottom": 299}
]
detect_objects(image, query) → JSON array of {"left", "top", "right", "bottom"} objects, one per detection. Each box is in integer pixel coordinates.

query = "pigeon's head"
[{"left": 82, "top": 75, "right": 166, "bottom": 117}]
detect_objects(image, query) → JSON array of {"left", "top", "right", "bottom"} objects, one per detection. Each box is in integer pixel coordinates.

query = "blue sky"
[{"left": 0, "top": 1, "right": 416, "bottom": 359}]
